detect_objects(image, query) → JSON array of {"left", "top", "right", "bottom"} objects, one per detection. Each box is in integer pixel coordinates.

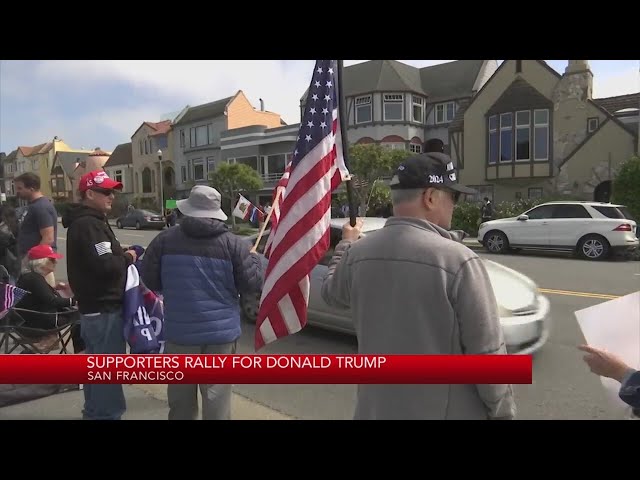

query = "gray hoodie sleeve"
[
  {"left": 320, "top": 240, "right": 353, "bottom": 309},
  {"left": 450, "top": 257, "right": 517, "bottom": 420}
]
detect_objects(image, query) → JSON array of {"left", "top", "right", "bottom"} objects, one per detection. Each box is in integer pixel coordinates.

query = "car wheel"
[
  {"left": 240, "top": 292, "right": 260, "bottom": 324},
  {"left": 577, "top": 234, "right": 610, "bottom": 261},
  {"left": 484, "top": 230, "right": 509, "bottom": 254},
  {"left": 116, "top": 220, "right": 122, "bottom": 229},
  {"left": 135, "top": 221, "right": 142, "bottom": 230}
]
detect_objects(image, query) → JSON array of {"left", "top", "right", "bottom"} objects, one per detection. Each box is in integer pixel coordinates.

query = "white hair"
[
  {"left": 390, "top": 188, "right": 424, "bottom": 206},
  {"left": 25, "top": 257, "right": 53, "bottom": 276}
]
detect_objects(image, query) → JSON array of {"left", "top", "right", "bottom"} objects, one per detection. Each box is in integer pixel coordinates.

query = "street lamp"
[{"left": 157, "top": 149, "right": 164, "bottom": 214}]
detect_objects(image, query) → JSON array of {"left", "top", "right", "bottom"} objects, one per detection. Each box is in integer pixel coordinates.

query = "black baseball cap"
[{"left": 389, "top": 152, "right": 477, "bottom": 195}]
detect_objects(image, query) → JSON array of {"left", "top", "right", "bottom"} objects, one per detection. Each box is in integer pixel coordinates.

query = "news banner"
[{"left": 0, "top": 355, "right": 532, "bottom": 384}]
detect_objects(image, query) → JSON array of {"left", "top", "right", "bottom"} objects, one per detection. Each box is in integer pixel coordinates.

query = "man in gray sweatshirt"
[{"left": 321, "top": 152, "right": 517, "bottom": 420}]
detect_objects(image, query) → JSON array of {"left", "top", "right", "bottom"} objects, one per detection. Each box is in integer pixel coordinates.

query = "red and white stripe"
[{"left": 255, "top": 109, "right": 349, "bottom": 350}]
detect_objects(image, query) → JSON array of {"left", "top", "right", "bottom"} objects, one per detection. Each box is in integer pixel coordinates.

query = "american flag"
[
  {"left": 255, "top": 60, "right": 350, "bottom": 350},
  {"left": 0, "top": 283, "right": 28, "bottom": 320},
  {"left": 263, "top": 161, "right": 291, "bottom": 258}
]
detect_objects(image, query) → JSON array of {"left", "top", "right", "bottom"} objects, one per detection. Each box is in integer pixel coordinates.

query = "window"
[
  {"left": 465, "top": 185, "right": 494, "bottom": 203},
  {"left": 144, "top": 139, "right": 149, "bottom": 155},
  {"left": 409, "top": 143, "right": 422, "bottom": 153},
  {"left": 592, "top": 205, "right": 629, "bottom": 219},
  {"left": 267, "top": 154, "right": 287, "bottom": 176},
  {"left": 487, "top": 109, "right": 549, "bottom": 164},
  {"left": 553, "top": 205, "right": 591, "bottom": 218},
  {"left": 181, "top": 165, "right": 187, "bottom": 182},
  {"left": 528, "top": 187, "right": 543, "bottom": 199},
  {"left": 113, "top": 169, "right": 123, "bottom": 183},
  {"left": 207, "top": 156, "right": 216, "bottom": 174},
  {"left": 148, "top": 137, "right": 153, "bottom": 152},
  {"left": 534, "top": 109, "right": 549, "bottom": 161},
  {"left": 142, "top": 168, "right": 152, "bottom": 193},
  {"left": 500, "top": 113, "right": 513, "bottom": 162},
  {"left": 355, "top": 95, "right": 372, "bottom": 124},
  {"left": 191, "top": 125, "right": 208, "bottom": 147},
  {"left": 156, "top": 135, "right": 167, "bottom": 149},
  {"left": 525, "top": 205, "right": 555, "bottom": 219},
  {"left": 180, "top": 130, "right": 185, "bottom": 148},
  {"left": 383, "top": 94, "right": 403, "bottom": 121},
  {"left": 139, "top": 140, "right": 143, "bottom": 155},
  {"left": 192, "top": 159, "right": 204, "bottom": 180},
  {"left": 412, "top": 96, "right": 424, "bottom": 123},
  {"left": 488, "top": 116, "right": 498, "bottom": 164},
  {"left": 516, "top": 111, "right": 530, "bottom": 161},
  {"left": 381, "top": 143, "right": 405, "bottom": 150},
  {"left": 588, "top": 117, "right": 599, "bottom": 133},
  {"left": 436, "top": 102, "right": 456, "bottom": 124}
]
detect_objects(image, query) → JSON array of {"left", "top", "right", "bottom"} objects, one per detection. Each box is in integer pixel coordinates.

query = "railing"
[{"left": 260, "top": 173, "right": 285, "bottom": 182}]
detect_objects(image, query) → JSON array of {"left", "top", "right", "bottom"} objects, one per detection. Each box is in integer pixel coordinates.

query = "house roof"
[
  {"left": 173, "top": 96, "right": 235, "bottom": 126},
  {"left": 147, "top": 120, "right": 172, "bottom": 137},
  {"left": 104, "top": 142, "right": 133, "bottom": 167},
  {"left": 3, "top": 150, "right": 17, "bottom": 162},
  {"left": 593, "top": 93, "right": 640, "bottom": 115},
  {"left": 300, "top": 60, "right": 487, "bottom": 105},
  {"left": 88, "top": 148, "right": 110, "bottom": 157}
]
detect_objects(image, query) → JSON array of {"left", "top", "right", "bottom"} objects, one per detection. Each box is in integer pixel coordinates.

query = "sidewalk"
[{"left": 0, "top": 384, "right": 295, "bottom": 420}]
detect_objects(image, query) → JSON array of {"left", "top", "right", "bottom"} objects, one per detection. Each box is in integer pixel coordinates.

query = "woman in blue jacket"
[{"left": 579, "top": 344, "right": 640, "bottom": 417}]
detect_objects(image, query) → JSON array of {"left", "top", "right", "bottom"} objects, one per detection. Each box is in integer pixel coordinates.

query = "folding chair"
[{"left": 0, "top": 307, "right": 81, "bottom": 354}]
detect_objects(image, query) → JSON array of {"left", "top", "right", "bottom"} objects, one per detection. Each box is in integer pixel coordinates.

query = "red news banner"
[{"left": 0, "top": 355, "right": 532, "bottom": 384}]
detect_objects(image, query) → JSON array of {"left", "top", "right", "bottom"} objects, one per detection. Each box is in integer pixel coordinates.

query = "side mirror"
[{"left": 517, "top": 214, "right": 529, "bottom": 221}]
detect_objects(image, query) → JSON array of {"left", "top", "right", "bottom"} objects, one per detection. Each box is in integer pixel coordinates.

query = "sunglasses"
[
  {"left": 90, "top": 187, "right": 116, "bottom": 196},
  {"left": 425, "top": 188, "right": 460, "bottom": 204}
]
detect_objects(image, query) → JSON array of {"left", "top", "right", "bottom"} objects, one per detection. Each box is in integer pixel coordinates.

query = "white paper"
[{"left": 575, "top": 291, "right": 640, "bottom": 417}]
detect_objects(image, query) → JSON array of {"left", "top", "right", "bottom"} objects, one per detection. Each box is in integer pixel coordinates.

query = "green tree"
[
  {"left": 209, "top": 163, "right": 263, "bottom": 230},
  {"left": 612, "top": 155, "right": 640, "bottom": 220},
  {"left": 347, "top": 144, "right": 411, "bottom": 214}
]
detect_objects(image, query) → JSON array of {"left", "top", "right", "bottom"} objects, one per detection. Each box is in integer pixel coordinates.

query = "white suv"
[{"left": 477, "top": 201, "right": 638, "bottom": 260}]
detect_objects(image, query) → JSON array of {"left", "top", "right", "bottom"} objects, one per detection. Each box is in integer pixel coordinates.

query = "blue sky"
[{"left": 1, "top": 60, "right": 638, "bottom": 155}]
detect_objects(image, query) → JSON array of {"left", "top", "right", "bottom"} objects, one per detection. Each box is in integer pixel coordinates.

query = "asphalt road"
[{"left": 54, "top": 223, "right": 639, "bottom": 420}]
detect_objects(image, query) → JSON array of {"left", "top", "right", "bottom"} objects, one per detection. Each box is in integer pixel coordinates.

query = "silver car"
[{"left": 242, "top": 217, "right": 551, "bottom": 355}]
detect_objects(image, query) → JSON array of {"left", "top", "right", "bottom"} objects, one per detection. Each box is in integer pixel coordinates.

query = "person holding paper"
[{"left": 578, "top": 344, "right": 640, "bottom": 415}]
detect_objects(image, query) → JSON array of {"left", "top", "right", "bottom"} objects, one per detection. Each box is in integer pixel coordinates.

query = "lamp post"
[{"left": 157, "top": 149, "right": 164, "bottom": 214}]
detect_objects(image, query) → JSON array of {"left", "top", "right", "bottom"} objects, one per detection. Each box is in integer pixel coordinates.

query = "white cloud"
[{"left": 2, "top": 60, "right": 637, "bottom": 154}]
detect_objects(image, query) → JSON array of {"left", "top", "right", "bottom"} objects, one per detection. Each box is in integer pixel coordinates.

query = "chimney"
[
  {"left": 259, "top": 98, "right": 265, "bottom": 111},
  {"left": 563, "top": 60, "right": 593, "bottom": 100}
]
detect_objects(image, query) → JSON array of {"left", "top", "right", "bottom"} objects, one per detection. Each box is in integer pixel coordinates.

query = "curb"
[{"left": 133, "top": 384, "right": 296, "bottom": 420}]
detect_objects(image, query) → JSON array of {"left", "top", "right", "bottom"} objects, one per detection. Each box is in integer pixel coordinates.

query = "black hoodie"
[{"left": 62, "top": 204, "right": 134, "bottom": 314}]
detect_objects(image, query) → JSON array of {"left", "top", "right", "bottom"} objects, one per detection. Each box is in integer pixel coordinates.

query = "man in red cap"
[{"left": 62, "top": 169, "right": 138, "bottom": 420}]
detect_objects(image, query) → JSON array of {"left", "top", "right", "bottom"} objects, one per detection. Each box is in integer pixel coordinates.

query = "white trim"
[
  {"left": 383, "top": 93, "right": 404, "bottom": 121},
  {"left": 355, "top": 95, "right": 372, "bottom": 124},
  {"left": 220, "top": 136, "right": 298, "bottom": 150},
  {"left": 220, "top": 126, "right": 300, "bottom": 143}
]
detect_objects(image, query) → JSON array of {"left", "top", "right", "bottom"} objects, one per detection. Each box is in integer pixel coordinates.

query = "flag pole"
[
  {"left": 250, "top": 189, "right": 281, "bottom": 253},
  {"left": 337, "top": 60, "right": 357, "bottom": 227}
]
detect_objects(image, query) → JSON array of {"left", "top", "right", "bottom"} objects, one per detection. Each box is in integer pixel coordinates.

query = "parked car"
[
  {"left": 242, "top": 217, "right": 551, "bottom": 355},
  {"left": 115, "top": 209, "right": 165, "bottom": 230},
  {"left": 477, "top": 201, "right": 638, "bottom": 261}
]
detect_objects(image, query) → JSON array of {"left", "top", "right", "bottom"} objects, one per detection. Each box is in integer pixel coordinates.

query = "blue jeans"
[{"left": 81, "top": 311, "right": 127, "bottom": 420}]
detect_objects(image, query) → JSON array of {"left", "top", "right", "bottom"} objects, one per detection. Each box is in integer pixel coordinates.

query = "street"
[{"left": 54, "top": 223, "right": 639, "bottom": 420}]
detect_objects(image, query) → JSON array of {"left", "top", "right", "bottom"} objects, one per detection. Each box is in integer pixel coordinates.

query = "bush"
[{"left": 612, "top": 155, "right": 640, "bottom": 220}]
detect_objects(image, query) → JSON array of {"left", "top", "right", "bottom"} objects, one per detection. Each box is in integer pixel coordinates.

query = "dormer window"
[
  {"left": 383, "top": 94, "right": 403, "bottom": 121},
  {"left": 435, "top": 101, "right": 456, "bottom": 124},
  {"left": 355, "top": 95, "right": 372, "bottom": 124},
  {"left": 587, "top": 117, "right": 599, "bottom": 133}
]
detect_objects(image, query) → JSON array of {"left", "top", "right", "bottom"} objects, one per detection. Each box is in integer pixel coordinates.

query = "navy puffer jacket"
[{"left": 141, "top": 216, "right": 263, "bottom": 345}]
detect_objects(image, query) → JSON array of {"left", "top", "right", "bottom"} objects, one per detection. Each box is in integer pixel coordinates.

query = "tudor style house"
[
  {"left": 450, "top": 60, "right": 639, "bottom": 203},
  {"left": 103, "top": 142, "right": 134, "bottom": 198},
  {"left": 171, "top": 91, "right": 285, "bottom": 198},
  {"left": 299, "top": 60, "right": 499, "bottom": 154}
]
